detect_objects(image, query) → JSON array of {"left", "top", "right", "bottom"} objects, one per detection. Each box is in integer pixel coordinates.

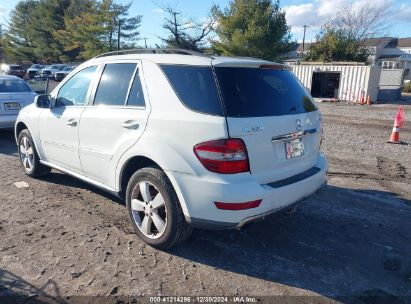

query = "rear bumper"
[
  {"left": 0, "top": 114, "right": 18, "bottom": 129},
  {"left": 190, "top": 181, "right": 327, "bottom": 229},
  {"left": 169, "top": 152, "right": 328, "bottom": 229}
]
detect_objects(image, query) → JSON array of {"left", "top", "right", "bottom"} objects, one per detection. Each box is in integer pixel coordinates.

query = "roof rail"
[{"left": 94, "top": 48, "right": 210, "bottom": 59}]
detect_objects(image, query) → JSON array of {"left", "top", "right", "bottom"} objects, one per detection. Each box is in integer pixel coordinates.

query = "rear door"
[
  {"left": 213, "top": 64, "right": 322, "bottom": 184},
  {"left": 78, "top": 60, "right": 150, "bottom": 189}
]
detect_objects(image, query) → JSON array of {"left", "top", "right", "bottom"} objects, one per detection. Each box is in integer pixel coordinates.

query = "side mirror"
[{"left": 35, "top": 94, "right": 51, "bottom": 108}]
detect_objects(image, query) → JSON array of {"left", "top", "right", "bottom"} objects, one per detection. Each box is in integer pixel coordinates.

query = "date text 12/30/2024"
[{"left": 149, "top": 296, "right": 258, "bottom": 303}]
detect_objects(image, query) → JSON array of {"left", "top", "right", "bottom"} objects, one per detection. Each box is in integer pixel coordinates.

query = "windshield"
[
  {"left": 214, "top": 67, "right": 317, "bottom": 117},
  {"left": 10, "top": 66, "right": 21, "bottom": 70},
  {"left": 30, "top": 65, "right": 42, "bottom": 69},
  {"left": 0, "top": 79, "right": 32, "bottom": 92},
  {"left": 63, "top": 67, "right": 73, "bottom": 71},
  {"left": 50, "top": 65, "right": 62, "bottom": 69}
]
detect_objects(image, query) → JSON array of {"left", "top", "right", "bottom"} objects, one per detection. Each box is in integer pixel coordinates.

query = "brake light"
[
  {"left": 215, "top": 200, "right": 262, "bottom": 210},
  {"left": 194, "top": 139, "right": 250, "bottom": 174}
]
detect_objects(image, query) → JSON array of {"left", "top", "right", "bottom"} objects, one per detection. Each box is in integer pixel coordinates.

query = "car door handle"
[
  {"left": 122, "top": 120, "right": 139, "bottom": 130},
  {"left": 66, "top": 118, "right": 78, "bottom": 127}
]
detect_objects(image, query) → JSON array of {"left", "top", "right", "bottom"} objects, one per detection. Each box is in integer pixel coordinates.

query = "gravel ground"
[{"left": 0, "top": 102, "right": 410, "bottom": 304}]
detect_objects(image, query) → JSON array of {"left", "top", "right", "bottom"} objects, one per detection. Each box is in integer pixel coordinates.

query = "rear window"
[
  {"left": 214, "top": 67, "right": 317, "bottom": 117},
  {"left": 161, "top": 65, "right": 223, "bottom": 116},
  {"left": 0, "top": 80, "right": 32, "bottom": 92}
]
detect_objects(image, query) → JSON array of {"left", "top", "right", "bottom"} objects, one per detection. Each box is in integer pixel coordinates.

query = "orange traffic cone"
[{"left": 388, "top": 106, "right": 405, "bottom": 144}]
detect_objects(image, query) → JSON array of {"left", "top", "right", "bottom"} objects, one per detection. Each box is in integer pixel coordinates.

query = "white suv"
[{"left": 15, "top": 49, "right": 327, "bottom": 249}]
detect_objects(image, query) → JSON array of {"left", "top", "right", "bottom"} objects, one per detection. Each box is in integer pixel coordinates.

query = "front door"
[{"left": 39, "top": 66, "right": 97, "bottom": 173}]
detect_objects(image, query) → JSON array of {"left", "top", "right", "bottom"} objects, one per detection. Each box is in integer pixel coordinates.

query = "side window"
[
  {"left": 94, "top": 63, "right": 137, "bottom": 106},
  {"left": 127, "top": 69, "right": 146, "bottom": 107},
  {"left": 56, "top": 66, "right": 97, "bottom": 107}
]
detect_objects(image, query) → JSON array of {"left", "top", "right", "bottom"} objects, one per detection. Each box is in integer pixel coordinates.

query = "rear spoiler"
[{"left": 259, "top": 64, "right": 292, "bottom": 71}]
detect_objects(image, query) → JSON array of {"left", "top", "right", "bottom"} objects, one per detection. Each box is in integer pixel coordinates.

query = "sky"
[{"left": 0, "top": 0, "right": 410, "bottom": 47}]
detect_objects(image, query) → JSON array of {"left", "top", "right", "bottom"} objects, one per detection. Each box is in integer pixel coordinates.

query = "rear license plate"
[
  {"left": 4, "top": 102, "right": 20, "bottom": 111},
  {"left": 4, "top": 102, "right": 21, "bottom": 111},
  {"left": 285, "top": 138, "right": 304, "bottom": 159}
]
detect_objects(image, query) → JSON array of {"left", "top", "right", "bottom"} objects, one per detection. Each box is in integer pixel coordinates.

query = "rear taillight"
[{"left": 194, "top": 139, "right": 250, "bottom": 174}]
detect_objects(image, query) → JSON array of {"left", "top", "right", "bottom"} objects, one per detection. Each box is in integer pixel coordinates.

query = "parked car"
[
  {"left": 4, "top": 64, "right": 26, "bottom": 78},
  {"left": 27, "top": 64, "right": 45, "bottom": 79},
  {"left": 40, "top": 64, "right": 67, "bottom": 78},
  {"left": 15, "top": 49, "right": 327, "bottom": 249},
  {"left": 0, "top": 76, "right": 36, "bottom": 129},
  {"left": 54, "top": 66, "right": 75, "bottom": 82}
]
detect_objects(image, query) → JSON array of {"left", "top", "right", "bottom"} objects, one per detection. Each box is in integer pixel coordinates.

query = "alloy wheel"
[
  {"left": 130, "top": 181, "right": 167, "bottom": 239},
  {"left": 19, "top": 136, "right": 34, "bottom": 172}
]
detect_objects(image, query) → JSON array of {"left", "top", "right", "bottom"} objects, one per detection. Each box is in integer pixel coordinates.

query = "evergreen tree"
[
  {"left": 0, "top": 25, "right": 4, "bottom": 62},
  {"left": 103, "top": 1, "right": 142, "bottom": 50},
  {"left": 211, "top": 0, "right": 295, "bottom": 60},
  {"left": 29, "top": 0, "right": 70, "bottom": 62},
  {"left": 55, "top": 1, "right": 111, "bottom": 61},
  {"left": 4, "top": 0, "right": 39, "bottom": 62},
  {"left": 55, "top": 0, "right": 141, "bottom": 60},
  {"left": 304, "top": 29, "right": 370, "bottom": 63},
  {"left": 4, "top": 0, "right": 142, "bottom": 62}
]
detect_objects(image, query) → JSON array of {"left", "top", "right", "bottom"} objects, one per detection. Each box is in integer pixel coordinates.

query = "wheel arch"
[
  {"left": 118, "top": 155, "right": 160, "bottom": 198},
  {"left": 15, "top": 121, "right": 28, "bottom": 142},
  {"left": 117, "top": 154, "right": 191, "bottom": 222}
]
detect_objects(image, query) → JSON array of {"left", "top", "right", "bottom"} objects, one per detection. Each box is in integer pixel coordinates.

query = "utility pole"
[
  {"left": 117, "top": 19, "right": 121, "bottom": 51},
  {"left": 143, "top": 37, "right": 148, "bottom": 48},
  {"left": 302, "top": 25, "right": 309, "bottom": 54}
]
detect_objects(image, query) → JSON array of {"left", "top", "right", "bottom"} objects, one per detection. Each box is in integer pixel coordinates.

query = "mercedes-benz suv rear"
[
  {"left": 161, "top": 58, "right": 327, "bottom": 231},
  {"left": 15, "top": 51, "right": 327, "bottom": 249}
]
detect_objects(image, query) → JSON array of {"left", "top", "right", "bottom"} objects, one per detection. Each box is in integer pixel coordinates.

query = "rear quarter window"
[
  {"left": 215, "top": 67, "right": 317, "bottom": 117},
  {"left": 160, "top": 65, "right": 223, "bottom": 116}
]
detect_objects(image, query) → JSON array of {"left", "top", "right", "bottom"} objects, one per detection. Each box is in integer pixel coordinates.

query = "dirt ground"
[{"left": 0, "top": 102, "right": 410, "bottom": 304}]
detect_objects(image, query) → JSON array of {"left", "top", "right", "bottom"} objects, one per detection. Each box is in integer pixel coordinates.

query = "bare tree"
[
  {"left": 325, "top": 1, "right": 391, "bottom": 40},
  {"left": 158, "top": 5, "right": 216, "bottom": 52}
]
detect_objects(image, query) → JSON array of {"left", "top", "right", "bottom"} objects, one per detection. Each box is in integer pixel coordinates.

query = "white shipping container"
[{"left": 290, "top": 64, "right": 381, "bottom": 102}]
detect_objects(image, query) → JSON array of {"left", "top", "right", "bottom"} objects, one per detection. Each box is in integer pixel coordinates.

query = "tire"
[
  {"left": 126, "top": 166, "right": 192, "bottom": 249},
  {"left": 17, "top": 129, "right": 51, "bottom": 177}
]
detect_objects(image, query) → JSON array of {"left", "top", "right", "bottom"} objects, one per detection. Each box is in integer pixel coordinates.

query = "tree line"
[
  {"left": 1, "top": 0, "right": 141, "bottom": 62},
  {"left": 0, "top": 0, "right": 297, "bottom": 63},
  {"left": 0, "top": 0, "right": 389, "bottom": 64}
]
